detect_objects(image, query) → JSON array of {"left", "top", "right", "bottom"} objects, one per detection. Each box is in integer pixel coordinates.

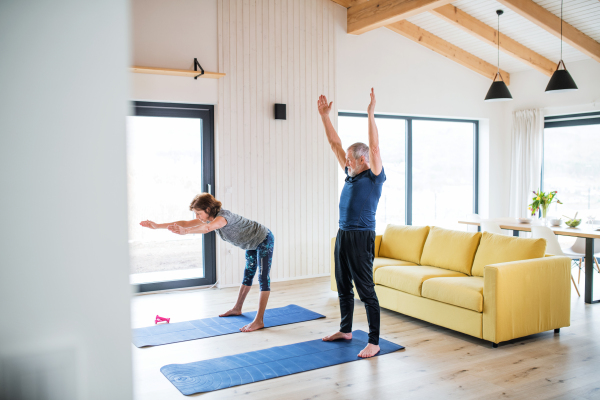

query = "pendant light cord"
[
  {"left": 497, "top": 13, "right": 500, "bottom": 73},
  {"left": 560, "top": 0, "right": 563, "bottom": 61}
]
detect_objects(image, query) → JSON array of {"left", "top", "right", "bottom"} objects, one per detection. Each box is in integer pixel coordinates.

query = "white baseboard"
[{"left": 216, "top": 273, "right": 331, "bottom": 289}]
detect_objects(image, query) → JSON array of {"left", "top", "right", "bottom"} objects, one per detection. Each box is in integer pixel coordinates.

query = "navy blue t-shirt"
[{"left": 339, "top": 166, "right": 386, "bottom": 231}]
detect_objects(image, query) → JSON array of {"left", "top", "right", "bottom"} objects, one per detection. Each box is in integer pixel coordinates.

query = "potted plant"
[{"left": 529, "top": 190, "right": 562, "bottom": 225}]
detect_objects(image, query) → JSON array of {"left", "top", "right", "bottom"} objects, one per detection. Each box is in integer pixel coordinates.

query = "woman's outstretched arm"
[
  {"left": 140, "top": 219, "right": 203, "bottom": 230},
  {"left": 168, "top": 216, "right": 227, "bottom": 235}
]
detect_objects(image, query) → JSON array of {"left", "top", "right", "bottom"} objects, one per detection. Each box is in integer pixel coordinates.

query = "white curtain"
[{"left": 509, "top": 109, "right": 544, "bottom": 218}]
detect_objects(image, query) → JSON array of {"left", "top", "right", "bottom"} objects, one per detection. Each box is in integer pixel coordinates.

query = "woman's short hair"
[{"left": 189, "top": 193, "right": 222, "bottom": 218}]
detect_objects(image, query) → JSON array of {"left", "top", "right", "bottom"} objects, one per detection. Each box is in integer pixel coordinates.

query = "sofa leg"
[
  {"left": 554, "top": 328, "right": 560, "bottom": 334},
  {"left": 492, "top": 343, "right": 498, "bottom": 348}
]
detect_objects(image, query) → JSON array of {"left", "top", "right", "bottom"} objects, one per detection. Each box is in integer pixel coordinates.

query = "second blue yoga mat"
[
  {"left": 132, "top": 304, "right": 324, "bottom": 347},
  {"left": 161, "top": 330, "right": 404, "bottom": 395}
]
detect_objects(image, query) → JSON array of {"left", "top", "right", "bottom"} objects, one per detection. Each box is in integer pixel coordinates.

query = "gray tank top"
[{"left": 215, "top": 209, "right": 269, "bottom": 250}]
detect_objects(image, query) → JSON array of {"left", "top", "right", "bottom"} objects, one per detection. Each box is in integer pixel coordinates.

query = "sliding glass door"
[{"left": 127, "top": 102, "right": 216, "bottom": 292}]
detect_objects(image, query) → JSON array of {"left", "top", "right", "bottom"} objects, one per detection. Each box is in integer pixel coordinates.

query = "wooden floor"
[{"left": 131, "top": 277, "right": 600, "bottom": 399}]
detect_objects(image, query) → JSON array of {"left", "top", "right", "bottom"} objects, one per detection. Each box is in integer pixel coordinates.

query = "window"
[
  {"left": 337, "top": 116, "right": 406, "bottom": 231},
  {"left": 128, "top": 102, "right": 216, "bottom": 292},
  {"left": 338, "top": 113, "right": 478, "bottom": 233},
  {"left": 412, "top": 120, "right": 475, "bottom": 230},
  {"left": 543, "top": 112, "right": 600, "bottom": 239}
]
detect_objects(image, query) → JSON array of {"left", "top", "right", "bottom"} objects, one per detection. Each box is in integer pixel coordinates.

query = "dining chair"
[
  {"left": 531, "top": 226, "right": 580, "bottom": 297},
  {"left": 481, "top": 220, "right": 504, "bottom": 235},
  {"left": 563, "top": 237, "right": 600, "bottom": 284}
]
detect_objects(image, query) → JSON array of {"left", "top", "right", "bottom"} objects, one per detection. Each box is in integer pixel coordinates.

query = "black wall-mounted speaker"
[{"left": 275, "top": 103, "right": 286, "bottom": 120}]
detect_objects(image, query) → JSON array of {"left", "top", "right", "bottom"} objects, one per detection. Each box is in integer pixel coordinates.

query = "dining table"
[{"left": 458, "top": 217, "right": 600, "bottom": 304}]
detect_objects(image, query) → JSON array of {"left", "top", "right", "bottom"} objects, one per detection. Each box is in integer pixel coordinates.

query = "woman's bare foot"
[
  {"left": 322, "top": 331, "right": 352, "bottom": 341},
  {"left": 357, "top": 343, "right": 380, "bottom": 358},
  {"left": 219, "top": 308, "right": 242, "bottom": 317},
  {"left": 240, "top": 320, "right": 264, "bottom": 332}
]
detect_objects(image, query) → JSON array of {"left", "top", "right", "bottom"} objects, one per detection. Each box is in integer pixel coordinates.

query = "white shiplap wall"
[{"left": 217, "top": 0, "right": 339, "bottom": 287}]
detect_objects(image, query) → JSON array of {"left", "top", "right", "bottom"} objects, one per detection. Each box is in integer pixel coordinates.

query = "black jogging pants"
[{"left": 334, "top": 229, "right": 380, "bottom": 345}]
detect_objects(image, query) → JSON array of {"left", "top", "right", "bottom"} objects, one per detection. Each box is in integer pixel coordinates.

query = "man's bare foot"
[
  {"left": 357, "top": 343, "right": 380, "bottom": 358},
  {"left": 240, "top": 320, "right": 264, "bottom": 332},
  {"left": 219, "top": 308, "right": 242, "bottom": 317},
  {"left": 322, "top": 331, "right": 352, "bottom": 341}
]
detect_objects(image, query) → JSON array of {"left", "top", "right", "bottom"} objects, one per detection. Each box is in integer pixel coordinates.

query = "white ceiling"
[{"left": 405, "top": 0, "right": 600, "bottom": 74}]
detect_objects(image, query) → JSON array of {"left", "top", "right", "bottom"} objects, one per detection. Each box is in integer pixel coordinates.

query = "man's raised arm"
[
  {"left": 318, "top": 95, "right": 346, "bottom": 170},
  {"left": 367, "top": 88, "right": 383, "bottom": 176}
]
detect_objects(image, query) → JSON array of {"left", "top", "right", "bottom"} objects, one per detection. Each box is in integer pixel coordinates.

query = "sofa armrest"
[
  {"left": 331, "top": 237, "right": 337, "bottom": 292},
  {"left": 374, "top": 235, "right": 382, "bottom": 257},
  {"left": 483, "top": 255, "right": 571, "bottom": 344},
  {"left": 330, "top": 235, "right": 383, "bottom": 292}
]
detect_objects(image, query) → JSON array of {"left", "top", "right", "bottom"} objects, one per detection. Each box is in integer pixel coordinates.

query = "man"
[{"left": 318, "top": 88, "right": 385, "bottom": 358}]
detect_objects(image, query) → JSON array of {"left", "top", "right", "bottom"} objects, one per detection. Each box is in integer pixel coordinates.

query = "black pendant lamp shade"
[
  {"left": 546, "top": 61, "right": 578, "bottom": 92},
  {"left": 545, "top": 0, "right": 578, "bottom": 93},
  {"left": 485, "top": 74, "right": 512, "bottom": 101},
  {"left": 485, "top": 10, "right": 512, "bottom": 102}
]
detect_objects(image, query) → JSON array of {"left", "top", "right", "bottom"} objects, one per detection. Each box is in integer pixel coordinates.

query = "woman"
[{"left": 140, "top": 193, "right": 274, "bottom": 332}]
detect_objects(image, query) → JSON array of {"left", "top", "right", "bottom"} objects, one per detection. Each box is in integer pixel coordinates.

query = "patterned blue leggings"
[{"left": 242, "top": 230, "right": 274, "bottom": 291}]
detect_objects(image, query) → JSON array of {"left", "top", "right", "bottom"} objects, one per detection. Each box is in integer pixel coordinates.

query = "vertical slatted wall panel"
[{"left": 217, "top": 0, "right": 338, "bottom": 287}]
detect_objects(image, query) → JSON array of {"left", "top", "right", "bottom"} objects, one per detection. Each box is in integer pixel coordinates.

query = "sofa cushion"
[
  {"left": 420, "top": 227, "right": 482, "bottom": 275},
  {"left": 373, "top": 257, "right": 418, "bottom": 273},
  {"left": 374, "top": 265, "right": 467, "bottom": 297},
  {"left": 422, "top": 277, "right": 484, "bottom": 312},
  {"left": 471, "top": 232, "right": 547, "bottom": 277},
  {"left": 378, "top": 224, "right": 430, "bottom": 264}
]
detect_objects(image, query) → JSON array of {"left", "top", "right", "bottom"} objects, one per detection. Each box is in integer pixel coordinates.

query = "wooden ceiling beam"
[
  {"left": 496, "top": 0, "right": 600, "bottom": 63},
  {"left": 348, "top": 0, "right": 454, "bottom": 35},
  {"left": 330, "top": 0, "right": 355, "bottom": 8},
  {"left": 387, "top": 20, "right": 511, "bottom": 85},
  {"left": 330, "top": 0, "right": 370, "bottom": 8},
  {"left": 430, "top": 5, "right": 555, "bottom": 76}
]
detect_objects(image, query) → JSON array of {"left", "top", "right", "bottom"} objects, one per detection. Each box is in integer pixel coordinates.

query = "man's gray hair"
[{"left": 347, "top": 142, "right": 370, "bottom": 163}]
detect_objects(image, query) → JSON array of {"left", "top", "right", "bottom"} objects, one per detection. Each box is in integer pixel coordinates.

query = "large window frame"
[
  {"left": 541, "top": 111, "right": 600, "bottom": 194},
  {"left": 338, "top": 112, "right": 479, "bottom": 225},
  {"left": 131, "top": 101, "right": 216, "bottom": 293}
]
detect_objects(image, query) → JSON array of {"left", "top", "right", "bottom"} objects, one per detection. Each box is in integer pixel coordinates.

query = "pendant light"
[
  {"left": 485, "top": 10, "right": 512, "bottom": 102},
  {"left": 545, "top": 0, "right": 578, "bottom": 92}
]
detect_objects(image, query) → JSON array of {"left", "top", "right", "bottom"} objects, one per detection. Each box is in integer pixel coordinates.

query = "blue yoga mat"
[
  {"left": 132, "top": 304, "right": 324, "bottom": 348},
  {"left": 161, "top": 330, "right": 404, "bottom": 395}
]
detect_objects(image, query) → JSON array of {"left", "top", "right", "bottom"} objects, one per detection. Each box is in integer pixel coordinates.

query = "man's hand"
[
  {"left": 367, "top": 88, "right": 376, "bottom": 115},
  {"left": 140, "top": 220, "right": 158, "bottom": 229},
  {"left": 168, "top": 223, "right": 189, "bottom": 235},
  {"left": 317, "top": 95, "right": 333, "bottom": 117}
]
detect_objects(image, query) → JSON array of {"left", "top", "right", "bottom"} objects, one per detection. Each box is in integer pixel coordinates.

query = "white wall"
[
  {"left": 132, "top": 0, "right": 339, "bottom": 287},
  {"left": 334, "top": 9, "right": 510, "bottom": 219},
  {"left": 131, "top": 0, "right": 219, "bottom": 104},
  {"left": 217, "top": 0, "right": 339, "bottom": 287},
  {"left": 0, "top": 1, "right": 132, "bottom": 399},
  {"left": 506, "top": 58, "right": 600, "bottom": 116}
]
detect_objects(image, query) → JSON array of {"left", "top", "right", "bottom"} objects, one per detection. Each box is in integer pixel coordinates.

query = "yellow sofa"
[{"left": 330, "top": 225, "right": 571, "bottom": 346}]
